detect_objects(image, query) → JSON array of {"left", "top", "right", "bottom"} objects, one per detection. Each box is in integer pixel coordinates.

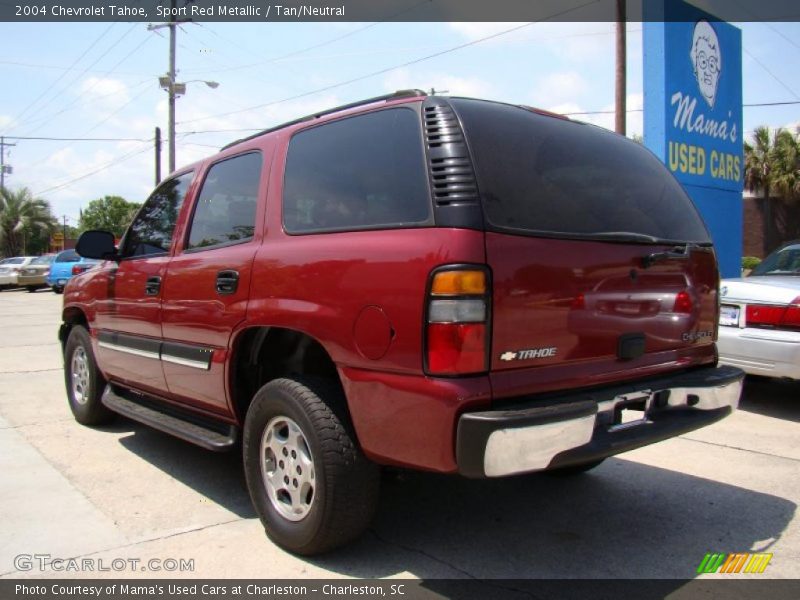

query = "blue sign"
[{"left": 644, "top": 1, "right": 743, "bottom": 278}]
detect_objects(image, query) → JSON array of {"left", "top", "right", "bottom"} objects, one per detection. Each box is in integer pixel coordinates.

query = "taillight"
[
  {"left": 747, "top": 296, "right": 800, "bottom": 330},
  {"left": 72, "top": 264, "right": 89, "bottom": 275},
  {"left": 425, "top": 267, "right": 490, "bottom": 375},
  {"left": 673, "top": 290, "right": 693, "bottom": 314}
]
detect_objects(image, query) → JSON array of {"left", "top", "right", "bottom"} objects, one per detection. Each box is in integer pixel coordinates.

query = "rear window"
[
  {"left": 451, "top": 99, "right": 711, "bottom": 244},
  {"left": 283, "top": 107, "right": 431, "bottom": 234},
  {"left": 56, "top": 251, "right": 80, "bottom": 263},
  {"left": 31, "top": 255, "right": 53, "bottom": 265}
]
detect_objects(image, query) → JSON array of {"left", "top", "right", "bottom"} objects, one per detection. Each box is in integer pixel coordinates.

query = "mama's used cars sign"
[{"left": 645, "top": 0, "right": 743, "bottom": 277}]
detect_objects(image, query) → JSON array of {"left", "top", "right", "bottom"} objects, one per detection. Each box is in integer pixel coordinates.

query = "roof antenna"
[{"left": 429, "top": 88, "right": 449, "bottom": 96}]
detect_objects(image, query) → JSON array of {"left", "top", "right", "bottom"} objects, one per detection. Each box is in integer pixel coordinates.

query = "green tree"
[
  {"left": 744, "top": 126, "right": 794, "bottom": 253},
  {"left": 78, "top": 195, "right": 141, "bottom": 238},
  {"left": 0, "top": 186, "right": 56, "bottom": 257},
  {"left": 771, "top": 127, "right": 800, "bottom": 203}
]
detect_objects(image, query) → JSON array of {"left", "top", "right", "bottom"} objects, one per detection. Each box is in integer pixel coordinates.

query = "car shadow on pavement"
[
  {"left": 115, "top": 418, "right": 255, "bottom": 519},
  {"left": 309, "top": 459, "right": 795, "bottom": 580},
  {"left": 110, "top": 419, "right": 795, "bottom": 580},
  {"left": 740, "top": 376, "right": 800, "bottom": 423}
]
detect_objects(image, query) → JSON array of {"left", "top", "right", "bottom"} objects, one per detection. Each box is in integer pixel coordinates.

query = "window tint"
[
  {"left": 187, "top": 153, "right": 261, "bottom": 250},
  {"left": 451, "top": 99, "right": 711, "bottom": 244},
  {"left": 55, "top": 251, "right": 80, "bottom": 263},
  {"left": 122, "top": 172, "right": 193, "bottom": 258},
  {"left": 283, "top": 108, "right": 430, "bottom": 234}
]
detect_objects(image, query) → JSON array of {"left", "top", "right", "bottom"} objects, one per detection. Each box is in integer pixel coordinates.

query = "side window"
[
  {"left": 122, "top": 172, "right": 193, "bottom": 258},
  {"left": 283, "top": 108, "right": 431, "bottom": 234},
  {"left": 186, "top": 152, "right": 262, "bottom": 250}
]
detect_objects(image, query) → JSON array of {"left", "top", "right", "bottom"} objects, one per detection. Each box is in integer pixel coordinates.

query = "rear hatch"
[{"left": 450, "top": 98, "right": 719, "bottom": 397}]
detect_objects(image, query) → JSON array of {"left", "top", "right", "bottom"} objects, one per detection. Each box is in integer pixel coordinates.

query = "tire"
[
  {"left": 64, "top": 325, "right": 115, "bottom": 426},
  {"left": 546, "top": 458, "right": 606, "bottom": 476},
  {"left": 243, "top": 377, "right": 380, "bottom": 555},
  {"left": 52, "top": 286, "right": 63, "bottom": 294},
  {"left": 27, "top": 286, "right": 38, "bottom": 293}
]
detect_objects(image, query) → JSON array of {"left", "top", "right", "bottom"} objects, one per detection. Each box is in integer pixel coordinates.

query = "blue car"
[{"left": 46, "top": 250, "right": 99, "bottom": 294}]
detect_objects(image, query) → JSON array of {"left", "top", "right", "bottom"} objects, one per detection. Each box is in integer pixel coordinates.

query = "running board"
[{"left": 101, "top": 385, "right": 238, "bottom": 451}]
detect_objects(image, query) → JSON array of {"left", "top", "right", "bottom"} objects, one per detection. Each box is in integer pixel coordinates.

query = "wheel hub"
[
  {"left": 71, "top": 347, "right": 91, "bottom": 405},
  {"left": 260, "top": 416, "right": 315, "bottom": 521}
]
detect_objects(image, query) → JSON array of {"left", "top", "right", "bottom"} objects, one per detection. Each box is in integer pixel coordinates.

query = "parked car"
[
  {"left": 16, "top": 254, "right": 56, "bottom": 292},
  {"left": 46, "top": 250, "right": 99, "bottom": 294},
  {"left": 0, "top": 256, "right": 36, "bottom": 290},
  {"left": 718, "top": 241, "right": 800, "bottom": 379},
  {"left": 61, "top": 91, "right": 744, "bottom": 555}
]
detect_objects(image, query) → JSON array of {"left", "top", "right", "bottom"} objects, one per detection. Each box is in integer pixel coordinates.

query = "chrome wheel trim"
[
  {"left": 260, "top": 415, "right": 316, "bottom": 522},
  {"left": 70, "top": 347, "right": 91, "bottom": 405}
]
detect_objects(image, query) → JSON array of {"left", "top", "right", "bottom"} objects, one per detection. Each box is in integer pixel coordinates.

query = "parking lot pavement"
[{"left": 0, "top": 289, "right": 798, "bottom": 581}]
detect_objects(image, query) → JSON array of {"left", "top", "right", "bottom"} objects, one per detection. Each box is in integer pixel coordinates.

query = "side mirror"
[{"left": 76, "top": 230, "right": 118, "bottom": 261}]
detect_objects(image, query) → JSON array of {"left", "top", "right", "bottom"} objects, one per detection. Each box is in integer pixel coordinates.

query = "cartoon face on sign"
[{"left": 690, "top": 19, "right": 722, "bottom": 108}]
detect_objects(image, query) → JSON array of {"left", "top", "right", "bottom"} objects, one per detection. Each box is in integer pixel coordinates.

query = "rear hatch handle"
[{"left": 641, "top": 243, "right": 700, "bottom": 269}]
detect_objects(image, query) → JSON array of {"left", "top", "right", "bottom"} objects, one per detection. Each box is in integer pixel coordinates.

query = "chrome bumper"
[{"left": 457, "top": 365, "right": 744, "bottom": 478}]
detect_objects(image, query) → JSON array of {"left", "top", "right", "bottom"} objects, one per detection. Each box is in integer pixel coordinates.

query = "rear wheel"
[
  {"left": 52, "top": 286, "right": 63, "bottom": 294},
  {"left": 64, "top": 325, "right": 115, "bottom": 426},
  {"left": 243, "top": 377, "right": 379, "bottom": 555}
]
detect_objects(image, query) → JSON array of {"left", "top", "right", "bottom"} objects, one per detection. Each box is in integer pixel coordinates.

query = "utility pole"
[
  {"left": 62, "top": 215, "right": 68, "bottom": 251},
  {"left": 0, "top": 136, "right": 16, "bottom": 190},
  {"left": 155, "top": 126, "right": 162, "bottom": 185},
  {"left": 615, "top": 0, "right": 627, "bottom": 136},
  {"left": 168, "top": 0, "right": 177, "bottom": 173}
]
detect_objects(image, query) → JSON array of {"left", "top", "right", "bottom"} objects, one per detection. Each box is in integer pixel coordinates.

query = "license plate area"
[
  {"left": 719, "top": 304, "right": 740, "bottom": 327},
  {"left": 609, "top": 393, "right": 652, "bottom": 432}
]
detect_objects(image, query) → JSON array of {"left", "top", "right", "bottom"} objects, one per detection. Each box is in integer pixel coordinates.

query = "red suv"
[{"left": 62, "top": 90, "right": 744, "bottom": 555}]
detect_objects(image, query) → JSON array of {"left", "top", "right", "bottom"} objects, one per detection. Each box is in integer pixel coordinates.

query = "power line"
[
  {"left": 179, "top": 0, "right": 598, "bottom": 125},
  {"left": 561, "top": 100, "right": 800, "bottom": 116},
  {"left": 743, "top": 46, "right": 800, "bottom": 101},
  {"left": 184, "top": 0, "right": 432, "bottom": 76},
  {"left": 21, "top": 27, "right": 151, "bottom": 137},
  {"left": 2, "top": 23, "right": 118, "bottom": 134},
  {"left": 10, "top": 24, "right": 140, "bottom": 134},
  {"left": 34, "top": 143, "right": 153, "bottom": 196},
  {"left": 3, "top": 136, "right": 152, "bottom": 142}
]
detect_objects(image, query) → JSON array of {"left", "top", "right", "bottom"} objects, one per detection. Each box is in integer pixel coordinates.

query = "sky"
[{"left": 0, "top": 18, "right": 798, "bottom": 225}]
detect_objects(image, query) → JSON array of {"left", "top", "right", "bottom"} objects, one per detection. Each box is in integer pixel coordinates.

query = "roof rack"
[{"left": 220, "top": 89, "right": 428, "bottom": 151}]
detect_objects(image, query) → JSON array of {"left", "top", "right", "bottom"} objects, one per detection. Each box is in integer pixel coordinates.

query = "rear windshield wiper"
[{"left": 641, "top": 243, "right": 701, "bottom": 268}]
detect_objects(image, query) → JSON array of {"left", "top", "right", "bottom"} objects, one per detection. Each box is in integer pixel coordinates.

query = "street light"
[{"left": 159, "top": 75, "right": 219, "bottom": 172}]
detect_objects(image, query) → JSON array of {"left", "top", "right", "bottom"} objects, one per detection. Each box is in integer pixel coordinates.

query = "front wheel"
[
  {"left": 64, "top": 325, "right": 115, "bottom": 426},
  {"left": 243, "top": 377, "right": 379, "bottom": 555},
  {"left": 27, "top": 286, "right": 38, "bottom": 293}
]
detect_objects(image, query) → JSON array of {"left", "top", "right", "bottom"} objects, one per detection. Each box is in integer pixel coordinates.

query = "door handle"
[
  {"left": 145, "top": 276, "right": 161, "bottom": 296},
  {"left": 216, "top": 270, "right": 239, "bottom": 295}
]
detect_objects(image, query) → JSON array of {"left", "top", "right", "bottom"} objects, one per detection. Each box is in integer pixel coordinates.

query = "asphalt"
[{"left": 0, "top": 290, "right": 798, "bottom": 582}]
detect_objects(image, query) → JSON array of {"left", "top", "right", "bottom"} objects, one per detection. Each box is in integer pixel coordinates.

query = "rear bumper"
[
  {"left": 717, "top": 325, "right": 800, "bottom": 380},
  {"left": 457, "top": 365, "right": 744, "bottom": 477}
]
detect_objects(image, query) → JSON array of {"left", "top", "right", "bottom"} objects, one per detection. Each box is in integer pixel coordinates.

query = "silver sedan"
[{"left": 718, "top": 242, "right": 800, "bottom": 380}]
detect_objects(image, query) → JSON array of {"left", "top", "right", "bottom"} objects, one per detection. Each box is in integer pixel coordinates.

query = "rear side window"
[
  {"left": 187, "top": 152, "right": 262, "bottom": 250},
  {"left": 451, "top": 99, "right": 711, "bottom": 244},
  {"left": 283, "top": 108, "right": 431, "bottom": 234},
  {"left": 55, "top": 251, "right": 79, "bottom": 263}
]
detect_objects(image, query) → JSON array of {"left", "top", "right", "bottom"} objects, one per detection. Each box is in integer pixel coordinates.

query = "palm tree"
[
  {"left": 771, "top": 128, "right": 800, "bottom": 203},
  {"left": 745, "top": 126, "right": 791, "bottom": 254},
  {"left": 0, "top": 187, "right": 56, "bottom": 257}
]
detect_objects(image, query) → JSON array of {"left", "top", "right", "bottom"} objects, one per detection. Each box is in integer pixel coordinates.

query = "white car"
[
  {"left": 717, "top": 242, "right": 800, "bottom": 379},
  {"left": 0, "top": 256, "right": 36, "bottom": 289}
]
